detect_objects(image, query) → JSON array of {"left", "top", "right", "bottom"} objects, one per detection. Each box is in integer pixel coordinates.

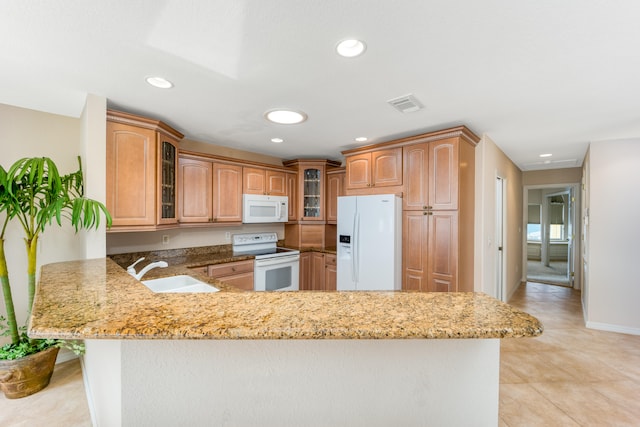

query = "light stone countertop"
[{"left": 28, "top": 258, "right": 543, "bottom": 340}]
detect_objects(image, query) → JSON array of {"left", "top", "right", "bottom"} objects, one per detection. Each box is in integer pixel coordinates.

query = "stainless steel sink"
[{"left": 141, "top": 275, "right": 219, "bottom": 293}]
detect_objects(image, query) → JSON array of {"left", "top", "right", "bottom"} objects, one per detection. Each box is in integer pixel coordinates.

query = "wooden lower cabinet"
[
  {"left": 311, "top": 252, "right": 325, "bottom": 291},
  {"left": 298, "top": 252, "right": 336, "bottom": 291},
  {"left": 208, "top": 260, "right": 254, "bottom": 291},
  {"left": 402, "top": 210, "right": 458, "bottom": 292},
  {"left": 299, "top": 252, "right": 312, "bottom": 290},
  {"left": 324, "top": 254, "right": 337, "bottom": 291}
]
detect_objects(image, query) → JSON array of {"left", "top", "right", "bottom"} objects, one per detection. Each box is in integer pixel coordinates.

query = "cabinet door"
[
  {"left": 299, "top": 252, "right": 312, "bottom": 290},
  {"left": 324, "top": 254, "right": 337, "bottom": 291},
  {"left": 300, "top": 166, "right": 325, "bottom": 221},
  {"left": 220, "top": 272, "right": 254, "bottom": 291},
  {"left": 286, "top": 172, "right": 297, "bottom": 221},
  {"left": 429, "top": 138, "right": 459, "bottom": 210},
  {"left": 326, "top": 172, "right": 344, "bottom": 223},
  {"left": 157, "top": 135, "right": 179, "bottom": 225},
  {"left": 403, "top": 143, "right": 429, "bottom": 211},
  {"left": 371, "top": 148, "right": 402, "bottom": 188},
  {"left": 106, "top": 121, "right": 157, "bottom": 227},
  {"left": 311, "top": 252, "right": 326, "bottom": 291},
  {"left": 243, "top": 167, "right": 266, "bottom": 194},
  {"left": 402, "top": 211, "right": 458, "bottom": 292},
  {"left": 212, "top": 163, "right": 242, "bottom": 223},
  {"left": 402, "top": 211, "right": 429, "bottom": 291},
  {"left": 266, "top": 170, "right": 287, "bottom": 196},
  {"left": 345, "top": 153, "right": 371, "bottom": 189},
  {"left": 178, "top": 157, "right": 213, "bottom": 223},
  {"left": 428, "top": 211, "right": 458, "bottom": 292}
]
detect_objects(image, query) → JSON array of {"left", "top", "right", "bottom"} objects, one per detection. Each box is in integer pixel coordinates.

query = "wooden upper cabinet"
[
  {"left": 345, "top": 148, "right": 402, "bottom": 190},
  {"left": 212, "top": 163, "right": 243, "bottom": 223},
  {"left": 326, "top": 169, "right": 345, "bottom": 224},
  {"left": 178, "top": 157, "right": 213, "bottom": 223},
  {"left": 266, "top": 170, "right": 286, "bottom": 196},
  {"left": 372, "top": 149, "right": 402, "bottom": 187},
  {"left": 243, "top": 167, "right": 266, "bottom": 195},
  {"left": 286, "top": 172, "right": 297, "bottom": 221},
  {"left": 106, "top": 110, "right": 183, "bottom": 230},
  {"left": 283, "top": 159, "right": 341, "bottom": 222},
  {"left": 429, "top": 138, "right": 459, "bottom": 211},
  {"left": 403, "top": 138, "right": 460, "bottom": 211},
  {"left": 242, "top": 167, "right": 286, "bottom": 196},
  {"left": 403, "top": 143, "right": 429, "bottom": 211},
  {"left": 345, "top": 153, "right": 371, "bottom": 189}
]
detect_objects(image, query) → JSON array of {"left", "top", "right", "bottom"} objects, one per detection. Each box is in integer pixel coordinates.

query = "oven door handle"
[{"left": 254, "top": 255, "right": 300, "bottom": 267}]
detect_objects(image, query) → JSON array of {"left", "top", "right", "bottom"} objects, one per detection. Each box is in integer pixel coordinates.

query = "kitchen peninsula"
[{"left": 30, "top": 258, "right": 542, "bottom": 426}]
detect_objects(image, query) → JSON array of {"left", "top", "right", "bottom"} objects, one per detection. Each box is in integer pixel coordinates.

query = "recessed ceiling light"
[
  {"left": 265, "top": 109, "right": 307, "bottom": 125},
  {"left": 145, "top": 76, "right": 173, "bottom": 89},
  {"left": 336, "top": 39, "right": 366, "bottom": 57},
  {"left": 355, "top": 137, "right": 368, "bottom": 142},
  {"left": 539, "top": 153, "right": 553, "bottom": 158},
  {"left": 271, "top": 138, "right": 284, "bottom": 143}
]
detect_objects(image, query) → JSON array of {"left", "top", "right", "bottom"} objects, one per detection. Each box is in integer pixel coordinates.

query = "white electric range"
[{"left": 232, "top": 232, "right": 299, "bottom": 291}]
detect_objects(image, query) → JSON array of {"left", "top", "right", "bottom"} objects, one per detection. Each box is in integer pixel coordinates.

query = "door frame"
[
  {"left": 522, "top": 183, "right": 581, "bottom": 289},
  {"left": 496, "top": 175, "right": 507, "bottom": 301}
]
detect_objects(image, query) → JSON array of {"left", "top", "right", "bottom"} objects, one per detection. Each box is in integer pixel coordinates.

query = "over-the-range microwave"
[{"left": 242, "top": 194, "right": 288, "bottom": 223}]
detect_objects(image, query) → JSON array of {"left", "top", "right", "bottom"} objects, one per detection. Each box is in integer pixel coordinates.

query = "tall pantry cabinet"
[{"left": 343, "top": 126, "right": 479, "bottom": 292}]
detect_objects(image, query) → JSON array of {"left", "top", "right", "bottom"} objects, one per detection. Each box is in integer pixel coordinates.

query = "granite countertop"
[{"left": 28, "top": 258, "right": 542, "bottom": 341}]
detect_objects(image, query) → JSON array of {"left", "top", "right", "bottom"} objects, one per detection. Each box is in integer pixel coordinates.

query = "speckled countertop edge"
[{"left": 28, "top": 258, "right": 543, "bottom": 341}]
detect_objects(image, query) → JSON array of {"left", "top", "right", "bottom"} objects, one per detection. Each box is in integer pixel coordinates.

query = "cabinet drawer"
[
  {"left": 324, "top": 254, "right": 337, "bottom": 266},
  {"left": 188, "top": 266, "right": 209, "bottom": 276},
  {"left": 207, "top": 260, "right": 254, "bottom": 278}
]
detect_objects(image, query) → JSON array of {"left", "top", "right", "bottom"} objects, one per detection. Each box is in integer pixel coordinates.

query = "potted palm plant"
[{"left": 0, "top": 156, "right": 111, "bottom": 399}]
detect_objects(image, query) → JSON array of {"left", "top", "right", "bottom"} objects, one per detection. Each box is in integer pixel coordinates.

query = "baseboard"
[
  {"left": 506, "top": 280, "right": 523, "bottom": 302},
  {"left": 55, "top": 347, "right": 79, "bottom": 364},
  {"left": 586, "top": 321, "right": 640, "bottom": 336},
  {"left": 80, "top": 357, "right": 98, "bottom": 427}
]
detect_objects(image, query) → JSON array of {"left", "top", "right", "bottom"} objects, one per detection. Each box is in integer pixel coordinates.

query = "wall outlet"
[
  {"left": 162, "top": 235, "right": 170, "bottom": 245},
  {"left": 225, "top": 232, "right": 231, "bottom": 241}
]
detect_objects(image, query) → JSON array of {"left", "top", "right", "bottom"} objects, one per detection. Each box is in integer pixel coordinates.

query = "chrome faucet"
[{"left": 126, "top": 257, "right": 168, "bottom": 280}]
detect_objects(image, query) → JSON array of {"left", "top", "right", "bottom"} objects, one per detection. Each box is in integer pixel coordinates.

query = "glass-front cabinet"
[
  {"left": 303, "top": 168, "right": 322, "bottom": 219},
  {"left": 283, "top": 159, "right": 342, "bottom": 222},
  {"left": 159, "top": 138, "right": 178, "bottom": 223}
]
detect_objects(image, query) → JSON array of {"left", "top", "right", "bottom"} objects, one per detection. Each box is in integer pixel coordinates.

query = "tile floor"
[
  {"left": 500, "top": 282, "right": 640, "bottom": 426},
  {"left": 1, "top": 282, "right": 639, "bottom": 426}
]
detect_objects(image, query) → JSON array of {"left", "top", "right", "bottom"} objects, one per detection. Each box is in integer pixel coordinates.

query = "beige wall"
[
  {"left": 523, "top": 167, "right": 582, "bottom": 186},
  {"left": 474, "top": 134, "right": 523, "bottom": 300},
  {"left": 0, "top": 103, "right": 87, "bottom": 333},
  {"left": 180, "top": 139, "right": 284, "bottom": 166}
]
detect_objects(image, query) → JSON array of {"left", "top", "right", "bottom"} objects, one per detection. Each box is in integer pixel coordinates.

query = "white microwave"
[{"left": 242, "top": 194, "right": 288, "bottom": 223}]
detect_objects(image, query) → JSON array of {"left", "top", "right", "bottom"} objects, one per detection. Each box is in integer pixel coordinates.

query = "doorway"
[{"left": 525, "top": 186, "right": 577, "bottom": 287}]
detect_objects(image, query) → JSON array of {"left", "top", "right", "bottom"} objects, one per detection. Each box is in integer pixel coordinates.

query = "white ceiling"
[{"left": 2, "top": 1, "right": 640, "bottom": 170}]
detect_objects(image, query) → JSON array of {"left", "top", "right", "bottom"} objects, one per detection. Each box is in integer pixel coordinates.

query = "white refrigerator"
[{"left": 337, "top": 194, "right": 402, "bottom": 291}]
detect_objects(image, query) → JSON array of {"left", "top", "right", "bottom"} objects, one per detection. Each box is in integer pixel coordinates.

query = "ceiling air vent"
[{"left": 387, "top": 94, "right": 424, "bottom": 113}]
